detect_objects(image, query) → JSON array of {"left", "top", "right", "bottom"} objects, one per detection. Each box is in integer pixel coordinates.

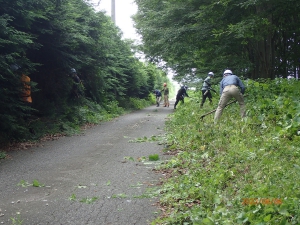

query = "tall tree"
[
  {"left": 0, "top": 0, "right": 171, "bottom": 144},
  {"left": 134, "top": 0, "right": 300, "bottom": 80}
]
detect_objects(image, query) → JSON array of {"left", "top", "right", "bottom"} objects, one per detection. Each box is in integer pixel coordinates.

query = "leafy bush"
[
  {"left": 23, "top": 99, "right": 125, "bottom": 141},
  {"left": 153, "top": 79, "right": 300, "bottom": 224},
  {"left": 127, "top": 97, "right": 153, "bottom": 110},
  {"left": 0, "top": 0, "right": 171, "bottom": 147}
]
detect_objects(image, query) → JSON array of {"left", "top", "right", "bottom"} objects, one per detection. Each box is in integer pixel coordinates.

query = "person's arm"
[
  {"left": 219, "top": 80, "right": 223, "bottom": 95},
  {"left": 206, "top": 78, "right": 216, "bottom": 92},
  {"left": 237, "top": 77, "right": 245, "bottom": 94},
  {"left": 73, "top": 75, "right": 81, "bottom": 83},
  {"left": 185, "top": 90, "right": 189, "bottom": 97}
]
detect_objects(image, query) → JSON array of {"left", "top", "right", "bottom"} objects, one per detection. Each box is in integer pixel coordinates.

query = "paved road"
[{"left": 0, "top": 103, "right": 173, "bottom": 225}]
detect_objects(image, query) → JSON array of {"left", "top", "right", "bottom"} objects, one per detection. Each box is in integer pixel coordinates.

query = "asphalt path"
[{"left": 0, "top": 102, "right": 174, "bottom": 225}]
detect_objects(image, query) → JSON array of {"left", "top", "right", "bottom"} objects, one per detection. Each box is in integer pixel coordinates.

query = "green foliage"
[
  {"left": 28, "top": 99, "right": 125, "bottom": 139},
  {"left": 111, "top": 193, "right": 128, "bottom": 199},
  {"left": 69, "top": 194, "right": 77, "bottom": 201},
  {"left": 126, "top": 97, "right": 153, "bottom": 110},
  {"left": 32, "top": 179, "right": 44, "bottom": 187},
  {"left": 17, "top": 180, "right": 30, "bottom": 187},
  {"left": 0, "top": 151, "right": 7, "bottom": 159},
  {"left": 124, "top": 156, "right": 135, "bottom": 161},
  {"left": 134, "top": 0, "right": 300, "bottom": 80},
  {"left": 149, "top": 154, "right": 159, "bottom": 161},
  {"left": 0, "top": 7, "right": 36, "bottom": 145},
  {"left": 128, "top": 135, "right": 163, "bottom": 143},
  {"left": 10, "top": 213, "right": 23, "bottom": 225},
  {"left": 0, "top": 0, "right": 167, "bottom": 146},
  {"left": 17, "top": 179, "right": 44, "bottom": 187},
  {"left": 152, "top": 79, "right": 300, "bottom": 224},
  {"left": 79, "top": 196, "right": 99, "bottom": 204}
]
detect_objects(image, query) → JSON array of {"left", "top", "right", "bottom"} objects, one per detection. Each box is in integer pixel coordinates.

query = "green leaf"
[
  {"left": 80, "top": 197, "right": 98, "bottom": 204},
  {"left": 149, "top": 154, "right": 159, "bottom": 161},
  {"left": 201, "top": 218, "right": 214, "bottom": 225},
  {"left": 32, "top": 179, "right": 44, "bottom": 187},
  {"left": 263, "top": 214, "right": 271, "bottom": 222},
  {"left": 17, "top": 180, "right": 30, "bottom": 187},
  {"left": 69, "top": 194, "right": 76, "bottom": 201},
  {"left": 124, "top": 156, "right": 135, "bottom": 161},
  {"left": 279, "top": 205, "right": 290, "bottom": 216}
]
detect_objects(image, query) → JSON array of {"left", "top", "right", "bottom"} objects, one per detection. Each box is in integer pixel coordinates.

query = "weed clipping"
[{"left": 153, "top": 79, "right": 300, "bottom": 224}]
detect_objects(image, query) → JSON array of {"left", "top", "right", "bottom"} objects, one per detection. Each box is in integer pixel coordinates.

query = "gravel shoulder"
[{"left": 0, "top": 103, "right": 173, "bottom": 225}]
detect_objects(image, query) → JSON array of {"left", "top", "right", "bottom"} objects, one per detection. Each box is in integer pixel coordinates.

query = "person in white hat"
[
  {"left": 200, "top": 72, "right": 216, "bottom": 107},
  {"left": 214, "top": 70, "right": 246, "bottom": 122}
]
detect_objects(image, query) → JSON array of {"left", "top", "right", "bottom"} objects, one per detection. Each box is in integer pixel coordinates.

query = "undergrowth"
[
  {"left": 30, "top": 97, "right": 153, "bottom": 137},
  {"left": 153, "top": 79, "right": 300, "bottom": 224},
  {"left": 0, "top": 97, "right": 153, "bottom": 151}
]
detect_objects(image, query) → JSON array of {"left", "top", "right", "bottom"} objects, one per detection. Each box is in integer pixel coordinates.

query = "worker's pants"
[
  {"left": 200, "top": 90, "right": 212, "bottom": 107},
  {"left": 156, "top": 96, "right": 161, "bottom": 106},
  {"left": 214, "top": 85, "right": 245, "bottom": 122},
  {"left": 164, "top": 94, "right": 169, "bottom": 106}
]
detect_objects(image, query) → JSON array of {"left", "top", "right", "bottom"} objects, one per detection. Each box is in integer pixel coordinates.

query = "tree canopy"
[
  {"left": 133, "top": 0, "right": 300, "bottom": 81},
  {"left": 0, "top": 0, "right": 170, "bottom": 145}
]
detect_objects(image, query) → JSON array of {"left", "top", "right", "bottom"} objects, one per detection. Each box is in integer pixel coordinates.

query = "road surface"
[{"left": 0, "top": 103, "right": 173, "bottom": 225}]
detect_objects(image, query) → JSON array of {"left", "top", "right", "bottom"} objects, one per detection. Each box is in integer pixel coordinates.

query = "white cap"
[{"left": 223, "top": 69, "right": 233, "bottom": 75}]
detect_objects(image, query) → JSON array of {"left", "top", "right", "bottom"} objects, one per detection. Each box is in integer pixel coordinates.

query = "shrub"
[{"left": 153, "top": 79, "right": 300, "bottom": 224}]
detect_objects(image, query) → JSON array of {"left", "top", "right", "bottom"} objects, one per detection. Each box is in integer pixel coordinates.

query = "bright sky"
[
  {"left": 91, "top": 0, "right": 178, "bottom": 86},
  {"left": 93, "top": 0, "right": 139, "bottom": 40}
]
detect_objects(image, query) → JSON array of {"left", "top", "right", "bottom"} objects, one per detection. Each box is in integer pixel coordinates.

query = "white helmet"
[
  {"left": 223, "top": 69, "right": 232, "bottom": 76},
  {"left": 208, "top": 72, "right": 214, "bottom": 76},
  {"left": 70, "top": 68, "right": 77, "bottom": 73}
]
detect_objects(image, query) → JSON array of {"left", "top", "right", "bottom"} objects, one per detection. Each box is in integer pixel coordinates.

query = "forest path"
[{"left": 0, "top": 102, "right": 174, "bottom": 225}]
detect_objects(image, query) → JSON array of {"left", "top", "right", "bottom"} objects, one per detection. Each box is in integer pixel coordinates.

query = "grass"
[
  {"left": 149, "top": 154, "right": 160, "bottom": 161},
  {"left": 10, "top": 213, "right": 23, "bottom": 225},
  {"left": 152, "top": 79, "right": 300, "bottom": 224},
  {"left": 0, "top": 151, "right": 7, "bottom": 159},
  {"left": 17, "top": 179, "right": 44, "bottom": 187}
]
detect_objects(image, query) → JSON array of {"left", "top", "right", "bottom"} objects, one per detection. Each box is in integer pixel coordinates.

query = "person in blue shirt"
[
  {"left": 214, "top": 70, "right": 246, "bottom": 122},
  {"left": 153, "top": 90, "right": 162, "bottom": 107}
]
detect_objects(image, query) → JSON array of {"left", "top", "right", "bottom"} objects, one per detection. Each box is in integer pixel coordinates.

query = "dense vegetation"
[
  {"left": 153, "top": 78, "right": 300, "bottom": 224},
  {"left": 134, "top": 0, "right": 300, "bottom": 82},
  {"left": 1, "top": 0, "right": 300, "bottom": 223},
  {"left": 0, "top": 0, "right": 172, "bottom": 147}
]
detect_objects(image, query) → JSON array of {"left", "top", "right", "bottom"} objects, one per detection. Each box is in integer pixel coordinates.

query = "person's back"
[
  {"left": 214, "top": 70, "right": 246, "bottom": 122},
  {"left": 177, "top": 86, "right": 188, "bottom": 97},
  {"left": 155, "top": 90, "right": 161, "bottom": 97},
  {"left": 202, "top": 76, "right": 212, "bottom": 90},
  {"left": 161, "top": 83, "right": 169, "bottom": 107},
  {"left": 174, "top": 86, "right": 189, "bottom": 109},
  {"left": 219, "top": 74, "right": 245, "bottom": 95}
]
